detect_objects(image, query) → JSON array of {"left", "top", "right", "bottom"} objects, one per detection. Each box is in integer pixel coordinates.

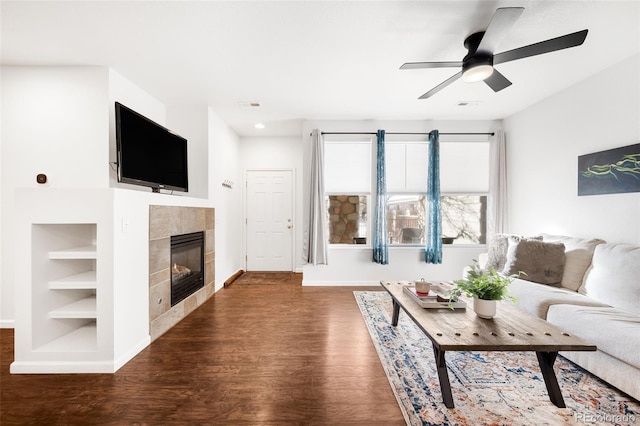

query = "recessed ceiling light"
[{"left": 254, "top": 123, "right": 265, "bottom": 129}]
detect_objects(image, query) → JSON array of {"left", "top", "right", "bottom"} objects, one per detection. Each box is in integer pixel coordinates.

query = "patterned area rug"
[{"left": 354, "top": 291, "right": 639, "bottom": 426}]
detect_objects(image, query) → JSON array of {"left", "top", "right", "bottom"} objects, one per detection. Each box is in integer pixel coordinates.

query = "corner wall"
[
  {"left": 1, "top": 66, "right": 110, "bottom": 326},
  {"left": 504, "top": 53, "right": 640, "bottom": 244},
  {"left": 166, "top": 105, "right": 209, "bottom": 199},
  {"left": 208, "top": 108, "right": 244, "bottom": 288}
]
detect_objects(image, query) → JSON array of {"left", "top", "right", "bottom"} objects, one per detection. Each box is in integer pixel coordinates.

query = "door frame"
[{"left": 244, "top": 168, "right": 296, "bottom": 272}]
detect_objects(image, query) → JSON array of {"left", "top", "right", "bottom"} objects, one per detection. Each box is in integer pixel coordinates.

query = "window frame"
[
  {"left": 323, "top": 136, "right": 374, "bottom": 247},
  {"left": 322, "top": 134, "right": 490, "bottom": 249},
  {"left": 325, "top": 193, "right": 371, "bottom": 248},
  {"left": 386, "top": 192, "right": 488, "bottom": 247}
]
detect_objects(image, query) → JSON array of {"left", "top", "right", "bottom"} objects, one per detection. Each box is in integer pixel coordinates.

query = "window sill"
[
  {"left": 329, "top": 244, "right": 372, "bottom": 250},
  {"left": 328, "top": 244, "right": 487, "bottom": 250}
]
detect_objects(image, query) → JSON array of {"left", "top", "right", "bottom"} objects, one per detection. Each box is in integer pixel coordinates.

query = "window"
[
  {"left": 323, "top": 135, "right": 489, "bottom": 246},
  {"left": 387, "top": 195, "right": 425, "bottom": 244},
  {"left": 384, "top": 139, "right": 489, "bottom": 246},
  {"left": 386, "top": 194, "right": 487, "bottom": 245},
  {"left": 442, "top": 195, "right": 487, "bottom": 244},
  {"left": 324, "top": 139, "right": 372, "bottom": 245},
  {"left": 327, "top": 195, "right": 368, "bottom": 244}
]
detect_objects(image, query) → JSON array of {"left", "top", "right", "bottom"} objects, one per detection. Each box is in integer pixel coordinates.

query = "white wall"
[
  {"left": 1, "top": 66, "right": 110, "bottom": 326},
  {"left": 166, "top": 105, "right": 209, "bottom": 199},
  {"left": 0, "top": 69, "right": 3, "bottom": 326},
  {"left": 240, "top": 136, "right": 304, "bottom": 272},
  {"left": 301, "top": 119, "right": 496, "bottom": 285},
  {"left": 504, "top": 53, "right": 640, "bottom": 244},
  {"left": 2, "top": 67, "right": 110, "bottom": 189},
  {"left": 208, "top": 108, "right": 244, "bottom": 287}
]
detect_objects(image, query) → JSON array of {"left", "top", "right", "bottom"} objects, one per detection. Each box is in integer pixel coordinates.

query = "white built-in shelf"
[
  {"left": 49, "top": 271, "right": 97, "bottom": 290},
  {"left": 35, "top": 323, "right": 97, "bottom": 352},
  {"left": 48, "top": 245, "right": 97, "bottom": 259},
  {"left": 50, "top": 295, "right": 97, "bottom": 319}
]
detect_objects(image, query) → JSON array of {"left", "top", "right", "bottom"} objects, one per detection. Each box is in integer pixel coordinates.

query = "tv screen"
[{"left": 115, "top": 102, "right": 188, "bottom": 193}]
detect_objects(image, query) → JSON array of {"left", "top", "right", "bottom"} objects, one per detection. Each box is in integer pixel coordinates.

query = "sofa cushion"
[
  {"left": 542, "top": 234, "right": 605, "bottom": 291},
  {"left": 486, "top": 233, "right": 542, "bottom": 271},
  {"left": 508, "top": 278, "right": 609, "bottom": 318},
  {"left": 547, "top": 304, "right": 640, "bottom": 370},
  {"left": 579, "top": 243, "right": 640, "bottom": 315},
  {"left": 502, "top": 239, "right": 566, "bottom": 285}
]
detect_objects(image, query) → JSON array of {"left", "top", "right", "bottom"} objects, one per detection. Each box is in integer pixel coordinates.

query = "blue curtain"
[
  {"left": 373, "top": 130, "right": 389, "bottom": 264},
  {"left": 425, "top": 130, "right": 442, "bottom": 264}
]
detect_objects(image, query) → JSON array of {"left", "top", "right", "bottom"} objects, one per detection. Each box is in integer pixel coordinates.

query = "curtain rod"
[{"left": 312, "top": 131, "right": 494, "bottom": 136}]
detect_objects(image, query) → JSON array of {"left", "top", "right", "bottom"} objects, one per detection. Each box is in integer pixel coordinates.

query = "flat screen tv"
[{"left": 115, "top": 102, "right": 188, "bottom": 193}]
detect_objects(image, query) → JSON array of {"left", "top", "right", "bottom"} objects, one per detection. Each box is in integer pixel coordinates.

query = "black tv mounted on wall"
[{"left": 115, "top": 102, "right": 188, "bottom": 193}]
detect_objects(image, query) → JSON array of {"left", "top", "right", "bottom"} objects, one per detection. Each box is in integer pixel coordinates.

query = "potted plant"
[{"left": 449, "top": 260, "right": 521, "bottom": 318}]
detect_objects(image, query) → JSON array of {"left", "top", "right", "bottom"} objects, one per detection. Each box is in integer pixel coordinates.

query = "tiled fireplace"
[{"left": 149, "top": 205, "right": 215, "bottom": 341}]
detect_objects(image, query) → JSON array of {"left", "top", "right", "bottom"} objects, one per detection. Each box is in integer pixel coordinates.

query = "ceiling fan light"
[{"left": 462, "top": 64, "right": 494, "bottom": 83}]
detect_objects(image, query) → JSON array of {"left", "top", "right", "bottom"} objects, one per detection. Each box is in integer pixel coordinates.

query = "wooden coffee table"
[{"left": 380, "top": 280, "right": 597, "bottom": 408}]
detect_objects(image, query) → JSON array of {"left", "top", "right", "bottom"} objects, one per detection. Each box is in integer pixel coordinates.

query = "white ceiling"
[{"left": 2, "top": 1, "right": 639, "bottom": 137}]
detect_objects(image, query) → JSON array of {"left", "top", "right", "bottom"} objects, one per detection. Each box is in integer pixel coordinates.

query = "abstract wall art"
[{"left": 578, "top": 143, "right": 640, "bottom": 196}]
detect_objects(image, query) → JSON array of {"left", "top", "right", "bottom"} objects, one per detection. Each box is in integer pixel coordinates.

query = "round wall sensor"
[{"left": 36, "top": 174, "right": 47, "bottom": 184}]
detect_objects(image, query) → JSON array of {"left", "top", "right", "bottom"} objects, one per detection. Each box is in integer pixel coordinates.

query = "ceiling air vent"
[
  {"left": 457, "top": 101, "right": 481, "bottom": 107},
  {"left": 238, "top": 101, "right": 261, "bottom": 108}
]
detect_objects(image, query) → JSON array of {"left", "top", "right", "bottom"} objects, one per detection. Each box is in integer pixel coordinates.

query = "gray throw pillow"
[
  {"left": 487, "top": 234, "right": 542, "bottom": 271},
  {"left": 502, "top": 238, "right": 566, "bottom": 285}
]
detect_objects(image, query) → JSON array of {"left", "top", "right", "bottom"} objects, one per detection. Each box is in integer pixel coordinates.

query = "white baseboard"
[
  {"left": 0, "top": 319, "right": 15, "bottom": 329},
  {"left": 302, "top": 280, "right": 379, "bottom": 286},
  {"left": 10, "top": 360, "right": 117, "bottom": 374},
  {"left": 10, "top": 335, "right": 151, "bottom": 374}
]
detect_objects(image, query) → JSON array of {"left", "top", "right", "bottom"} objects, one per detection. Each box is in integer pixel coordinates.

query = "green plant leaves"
[{"left": 451, "top": 260, "right": 518, "bottom": 302}]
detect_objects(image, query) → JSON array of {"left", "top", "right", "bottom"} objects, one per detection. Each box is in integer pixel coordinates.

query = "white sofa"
[{"left": 481, "top": 234, "right": 640, "bottom": 401}]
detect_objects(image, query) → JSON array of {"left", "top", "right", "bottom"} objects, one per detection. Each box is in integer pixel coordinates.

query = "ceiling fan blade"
[
  {"left": 400, "top": 61, "right": 462, "bottom": 70},
  {"left": 477, "top": 7, "right": 524, "bottom": 54},
  {"left": 494, "top": 29, "right": 588, "bottom": 65},
  {"left": 483, "top": 69, "right": 512, "bottom": 92},
  {"left": 418, "top": 71, "right": 462, "bottom": 99}
]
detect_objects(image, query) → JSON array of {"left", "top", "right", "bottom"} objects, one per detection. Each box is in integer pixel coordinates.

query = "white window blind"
[
  {"left": 386, "top": 141, "right": 489, "bottom": 193},
  {"left": 386, "top": 142, "right": 429, "bottom": 192},
  {"left": 324, "top": 140, "right": 372, "bottom": 193},
  {"left": 440, "top": 142, "right": 489, "bottom": 193}
]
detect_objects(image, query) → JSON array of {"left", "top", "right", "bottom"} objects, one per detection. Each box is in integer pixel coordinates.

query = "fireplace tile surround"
[{"left": 149, "top": 205, "right": 215, "bottom": 341}]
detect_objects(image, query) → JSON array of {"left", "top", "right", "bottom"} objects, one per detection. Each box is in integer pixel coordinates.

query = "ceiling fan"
[{"left": 401, "top": 7, "right": 588, "bottom": 99}]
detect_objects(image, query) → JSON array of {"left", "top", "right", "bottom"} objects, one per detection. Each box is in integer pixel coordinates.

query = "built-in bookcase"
[{"left": 31, "top": 224, "right": 98, "bottom": 352}]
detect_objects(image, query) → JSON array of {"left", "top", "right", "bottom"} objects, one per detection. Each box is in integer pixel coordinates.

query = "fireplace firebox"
[{"left": 170, "top": 231, "right": 204, "bottom": 306}]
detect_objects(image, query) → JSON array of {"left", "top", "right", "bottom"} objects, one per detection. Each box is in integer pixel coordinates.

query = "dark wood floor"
[{"left": 0, "top": 279, "right": 405, "bottom": 425}]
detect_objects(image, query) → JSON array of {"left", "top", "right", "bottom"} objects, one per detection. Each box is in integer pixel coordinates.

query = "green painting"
[{"left": 578, "top": 143, "right": 640, "bottom": 196}]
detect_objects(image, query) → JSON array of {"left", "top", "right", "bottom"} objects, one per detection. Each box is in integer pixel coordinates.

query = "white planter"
[{"left": 473, "top": 298, "right": 497, "bottom": 319}]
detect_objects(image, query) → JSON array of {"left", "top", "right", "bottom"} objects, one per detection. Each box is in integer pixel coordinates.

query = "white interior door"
[{"left": 246, "top": 170, "right": 293, "bottom": 271}]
